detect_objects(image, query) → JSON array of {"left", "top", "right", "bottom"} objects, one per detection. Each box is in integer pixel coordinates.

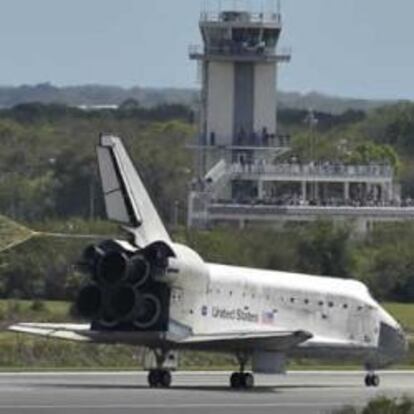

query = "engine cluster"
[{"left": 76, "top": 240, "right": 171, "bottom": 331}]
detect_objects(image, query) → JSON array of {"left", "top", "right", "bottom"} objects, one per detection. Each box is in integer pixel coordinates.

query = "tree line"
[{"left": 0, "top": 102, "right": 414, "bottom": 302}]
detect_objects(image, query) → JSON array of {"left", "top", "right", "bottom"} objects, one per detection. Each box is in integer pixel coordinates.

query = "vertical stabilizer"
[{"left": 97, "top": 135, "right": 171, "bottom": 247}]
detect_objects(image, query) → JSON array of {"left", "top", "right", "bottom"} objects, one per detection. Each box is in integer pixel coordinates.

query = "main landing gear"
[
  {"left": 365, "top": 373, "right": 380, "bottom": 387},
  {"left": 147, "top": 349, "right": 172, "bottom": 388},
  {"left": 148, "top": 369, "right": 172, "bottom": 388},
  {"left": 230, "top": 352, "right": 255, "bottom": 390},
  {"left": 230, "top": 372, "right": 254, "bottom": 389}
]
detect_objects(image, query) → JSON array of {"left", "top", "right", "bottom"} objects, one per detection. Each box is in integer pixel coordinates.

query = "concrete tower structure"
[{"left": 189, "top": 8, "right": 290, "bottom": 176}]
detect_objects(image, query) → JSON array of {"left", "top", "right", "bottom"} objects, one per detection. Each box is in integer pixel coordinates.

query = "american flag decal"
[{"left": 262, "top": 310, "right": 275, "bottom": 325}]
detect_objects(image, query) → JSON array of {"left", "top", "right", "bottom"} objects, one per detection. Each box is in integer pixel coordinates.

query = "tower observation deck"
[{"left": 187, "top": 6, "right": 414, "bottom": 232}]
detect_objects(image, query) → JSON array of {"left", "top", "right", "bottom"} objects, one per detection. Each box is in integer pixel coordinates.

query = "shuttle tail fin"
[{"left": 97, "top": 135, "right": 171, "bottom": 247}]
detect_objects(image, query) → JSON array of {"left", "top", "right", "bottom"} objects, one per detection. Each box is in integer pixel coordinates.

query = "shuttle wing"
[
  {"left": 9, "top": 323, "right": 312, "bottom": 352},
  {"left": 8, "top": 323, "right": 165, "bottom": 347},
  {"left": 176, "top": 330, "right": 313, "bottom": 352},
  {"left": 96, "top": 135, "right": 171, "bottom": 247},
  {"left": 9, "top": 323, "right": 93, "bottom": 342}
]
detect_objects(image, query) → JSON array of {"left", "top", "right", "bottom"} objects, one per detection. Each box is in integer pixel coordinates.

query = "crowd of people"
[
  {"left": 212, "top": 195, "right": 414, "bottom": 209},
  {"left": 207, "top": 129, "right": 290, "bottom": 148},
  {"left": 233, "top": 158, "right": 393, "bottom": 178}
]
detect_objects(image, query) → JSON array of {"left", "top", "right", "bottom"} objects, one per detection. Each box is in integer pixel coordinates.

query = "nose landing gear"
[
  {"left": 230, "top": 372, "right": 255, "bottom": 389},
  {"left": 365, "top": 373, "right": 380, "bottom": 387},
  {"left": 148, "top": 369, "right": 172, "bottom": 388}
]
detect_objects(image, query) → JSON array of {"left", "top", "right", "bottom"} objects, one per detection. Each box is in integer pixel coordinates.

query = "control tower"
[
  {"left": 187, "top": 6, "right": 404, "bottom": 233},
  {"left": 189, "top": 7, "right": 290, "bottom": 177}
]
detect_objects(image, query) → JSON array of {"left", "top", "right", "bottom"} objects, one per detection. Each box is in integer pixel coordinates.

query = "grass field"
[
  {"left": 0, "top": 299, "right": 71, "bottom": 328},
  {"left": 384, "top": 303, "right": 414, "bottom": 333}
]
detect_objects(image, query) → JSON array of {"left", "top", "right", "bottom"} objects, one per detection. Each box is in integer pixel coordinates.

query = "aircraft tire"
[
  {"left": 230, "top": 372, "right": 242, "bottom": 389},
  {"left": 365, "top": 374, "right": 380, "bottom": 387},
  {"left": 148, "top": 369, "right": 172, "bottom": 388},
  {"left": 371, "top": 375, "right": 380, "bottom": 387},
  {"left": 148, "top": 370, "right": 160, "bottom": 388},
  {"left": 243, "top": 373, "right": 254, "bottom": 389},
  {"left": 159, "top": 370, "right": 172, "bottom": 388}
]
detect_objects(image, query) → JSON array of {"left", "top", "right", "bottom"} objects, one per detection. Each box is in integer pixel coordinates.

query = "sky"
[{"left": 0, "top": 0, "right": 413, "bottom": 100}]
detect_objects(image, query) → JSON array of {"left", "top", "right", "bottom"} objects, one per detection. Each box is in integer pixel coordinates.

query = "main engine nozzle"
[
  {"left": 95, "top": 249, "right": 151, "bottom": 287},
  {"left": 134, "top": 293, "right": 162, "bottom": 330},
  {"left": 98, "top": 250, "right": 129, "bottom": 285},
  {"left": 75, "top": 240, "right": 176, "bottom": 331}
]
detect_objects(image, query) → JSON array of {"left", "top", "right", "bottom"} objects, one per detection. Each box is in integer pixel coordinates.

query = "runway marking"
[
  {"left": 0, "top": 403, "right": 363, "bottom": 410},
  {"left": 0, "top": 370, "right": 412, "bottom": 376}
]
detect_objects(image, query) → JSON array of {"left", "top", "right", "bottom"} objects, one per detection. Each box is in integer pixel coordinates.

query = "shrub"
[{"left": 333, "top": 397, "right": 414, "bottom": 414}]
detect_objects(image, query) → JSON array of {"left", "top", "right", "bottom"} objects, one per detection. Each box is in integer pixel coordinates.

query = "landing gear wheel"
[
  {"left": 371, "top": 375, "right": 380, "bottom": 387},
  {"left": 148, "top": 369, "right": 172, "bottom": 388},
  {"left": 230, "top": 372, "right": 242, "bottom": 389},
  {"left": 160, "top": 370, "right": 172, "bottom": 388},
  {"left": 365, "top": 374, "right": 380, "bottom": 388},
  {"left": 243, "top": 373, "right": 254, "bottom": 389},
  {"left": 230, "top": 372, "right": 254, "bottom": 389},
  {"left": 148, "top": 370, "right": 160, "bottom": 388}
]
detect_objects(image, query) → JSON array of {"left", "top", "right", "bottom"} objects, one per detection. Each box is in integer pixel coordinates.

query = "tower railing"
[
  {"left": 200, "top": 11, "right": 281, "bottom": 24},
  {"left": 231, "top": 163, "right": 394, "bottom": 180},
  {"left": 189, "top": 44, "right": 291, "bottom": 62}
]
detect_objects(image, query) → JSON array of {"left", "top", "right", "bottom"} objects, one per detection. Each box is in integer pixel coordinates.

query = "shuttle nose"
[{"left": 379, "top": 322, "right": 409, "bottom": 362}]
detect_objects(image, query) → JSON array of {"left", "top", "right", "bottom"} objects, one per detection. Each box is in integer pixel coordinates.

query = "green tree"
[{"left": 296, "top": 221, "right": 353, "bottom": 278}]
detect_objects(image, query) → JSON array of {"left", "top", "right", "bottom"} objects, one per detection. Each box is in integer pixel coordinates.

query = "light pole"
[{"left": 304, "top": 109, "right": 319, "bottom": 201}]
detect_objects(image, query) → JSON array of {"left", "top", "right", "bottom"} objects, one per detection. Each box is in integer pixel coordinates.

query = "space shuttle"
[{"left": 10, "top": 135, "right": 408, "bottom": 389}]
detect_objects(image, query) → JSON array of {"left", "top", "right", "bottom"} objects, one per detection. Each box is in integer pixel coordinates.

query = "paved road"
[{"left": 0, "top": 371, "right": 413, "bottom": 414}]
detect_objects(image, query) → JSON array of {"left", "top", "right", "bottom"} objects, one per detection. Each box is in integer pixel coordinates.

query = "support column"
[
  {"left": 381, "top": 183, "right": 391, "bottom": 203},
  {"left": 258, "top": 180, "right": 265, "bottom": 200},
  {"left": 344, "top": 182, "right": 350, "bottom": 201},
  {"left": 387, "top": 183, "right": 393, "bottom": 202},
  {"left": 301, "top": 181, "right": 307, "bottom": 202},
  {"left": 314, "top": 182, "right": 320, "bottom": 201},
  {"left": 321, "top": 182, "right": 327, "bottom": 202},
  {"left": 373, "top": 184, "right": 379, "bottom": 202}
]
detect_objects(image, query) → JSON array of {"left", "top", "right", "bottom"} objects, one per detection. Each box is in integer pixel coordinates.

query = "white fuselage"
[{"left": 169, "top": 262, "right": 407, "bottom": 368}]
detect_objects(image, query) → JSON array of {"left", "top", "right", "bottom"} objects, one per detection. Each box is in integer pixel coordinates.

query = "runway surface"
[{"left": 0, "top": 371, "right": 413, "bottom": 414}]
